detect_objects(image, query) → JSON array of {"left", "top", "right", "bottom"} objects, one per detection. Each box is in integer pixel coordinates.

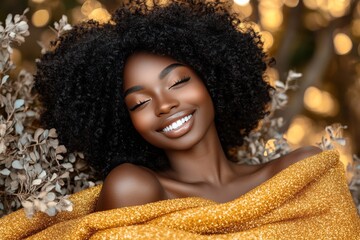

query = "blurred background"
[{"left": 0, "top": 0, "right": 359, "bottom": 168}]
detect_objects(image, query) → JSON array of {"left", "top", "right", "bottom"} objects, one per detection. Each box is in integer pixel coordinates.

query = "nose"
[{"left": 155, "top": 92, "right": 179, "bottom": 116}]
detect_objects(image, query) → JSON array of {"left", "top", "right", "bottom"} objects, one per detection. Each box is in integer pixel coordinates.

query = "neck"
[{"left": 164, "top": 123, "right": 236, "bottom": 186}]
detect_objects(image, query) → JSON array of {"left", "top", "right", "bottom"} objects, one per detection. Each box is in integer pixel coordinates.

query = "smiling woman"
[{"left": 3, "top": 0, "right": 358, "bottom": 238}]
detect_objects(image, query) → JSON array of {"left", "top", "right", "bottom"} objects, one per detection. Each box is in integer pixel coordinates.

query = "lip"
[{"left": 157, "top": 110, "right": 196, "bottom": 138}]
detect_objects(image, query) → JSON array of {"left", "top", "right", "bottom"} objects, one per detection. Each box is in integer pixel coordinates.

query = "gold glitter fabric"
[{"left": 1, "top": 150, "right": 360, "bottom": 239}]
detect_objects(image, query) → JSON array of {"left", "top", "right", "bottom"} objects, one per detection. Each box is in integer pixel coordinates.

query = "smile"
[{"left": 162, "top": 114, "right": 193, "bottom": 132}]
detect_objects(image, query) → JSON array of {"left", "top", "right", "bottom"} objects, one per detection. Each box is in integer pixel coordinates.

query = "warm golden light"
[
  {"left": 260, "top": 0, "right": 283, "bottom": 9},
  {"left": 88, "top": 8, "right": 111, "bottom": 23},
  {"left": 266, "top": 67, "right": 279, "bottom": 86},
  {"left": 31, "top": 0, "right": 45, "bottom": 3},
  {"left": 81, "top": 0, "right": 102, "bottom": 16},
  {"left": 334, "top": 33, "right": 352, "bottom": 55},
  {"left": 283, "top": 0, "right": 299, "bottom": 8},
  {"left": 303, "top": 0, "right": 317, "bottom": 9},
  {"left": 285, "top": 116, "right": 312, "bottom": 146},
  {"left": 234, "top": 0, "right": 250, "bottom": 6},
  {"left": 232, "top": 3, "right": 253, "bottom": 18},
  {"left": 303, "top": 86, "right": 339, "bottom": 116},
  {"left": 261, "top": 31, "right": 274, "bottom": 50},
  {"left": 260, "top": 9, "right": 283, "bottom": 31},
  {"left": 328, "top": 0, "right": 350, "bottom": 18},
  {"left": 32, "top": 9, "right": 50, "bottom": 28}
]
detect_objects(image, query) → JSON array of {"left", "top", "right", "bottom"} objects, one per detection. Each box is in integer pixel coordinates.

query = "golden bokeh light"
[
  {"left": 259, "top": 0, "right": 283, "bottom": 9},
  {"left": 32, "top": 9, "right": 50, "bottom": 28},
  {"left": 303, "top": 0, "right": 317, "bottom": 10},
  {"left": 261, "top": 31, "right": 274, "bottom": 50},
  {"left": 303, "top": 0, "right": 349, "bottom": 18},
  {"left": 265, "top": 67, "right": 279, "bottom": 86},
  {"left": 260, "top": 9, "right": 283, "bottom": 31},
  {"left": 81, "top": 0, "right": 102, "bottom": 16},
  {"left": 283, "top": 0, "right": 299, "bottom": 8},
  {"left": 303, "top": 86, "right": 339, "bottom": 116},
  {"left": 88, "top": 8, "right": 111, "bottom": 23},
  {"left": 234, "top": 0, "right": 250, "bottom": 6},
  {"left": 285, "top": 116, "right": 312, "bottom": 146},
  {"left": 31, "top": 0, "right": 45, "bottom": 3},
  {"left": 232, "top": 2, "right": 253, "bottom": 18},
  {"left": 333, "top": 33, "right": 352, "bottom": 55},
  {"left": 328, "top": 0, "right": 350, "bottom": 18}
]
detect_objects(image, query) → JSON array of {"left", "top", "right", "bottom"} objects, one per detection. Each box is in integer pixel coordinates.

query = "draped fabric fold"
[{"left": 1, "top": 150, "right": 359, "bottom": 239}]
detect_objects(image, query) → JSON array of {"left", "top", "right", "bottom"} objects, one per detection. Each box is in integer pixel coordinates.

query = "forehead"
[{"left": 123, "top": 53, "right": 179, "bottom": 87}]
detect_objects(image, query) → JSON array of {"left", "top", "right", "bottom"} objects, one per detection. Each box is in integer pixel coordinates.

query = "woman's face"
[{"left": 123, "top": 52, "right": 215, "bottom": 151}]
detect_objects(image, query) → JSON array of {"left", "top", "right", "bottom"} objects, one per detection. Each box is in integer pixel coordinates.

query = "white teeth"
[{"left": 162, "top": 114, "right": 192, "bottom": 132}]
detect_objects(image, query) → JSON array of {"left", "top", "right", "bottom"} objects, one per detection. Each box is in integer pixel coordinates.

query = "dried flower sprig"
[
  {"left": 0, "top": 12, "right": 97, "bottom": 218},
  {"left": 38, "top": 15, "right": 72, "bottom": 54},
  {"left": 0, "top": 9, "right": 29, "bottom": 75},
  {"left": 317, "top": 124, "right": 347, "bottom": 150},
  {"left": 318, "top": 124, "right": 360, "bottom": 213},
  {"left": 236, "top": 71, "right": 301, "bottom": 164}
]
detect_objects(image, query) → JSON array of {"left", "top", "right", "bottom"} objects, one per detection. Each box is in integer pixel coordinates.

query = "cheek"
[
  {"left": 129, "top": 112, "right": 153, "bottom": 137},
  {"left": 187, "top": 84, "right": 214, "bottom": 116}
]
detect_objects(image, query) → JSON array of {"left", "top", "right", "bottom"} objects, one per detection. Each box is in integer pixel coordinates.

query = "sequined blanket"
[{"left": 1, "top": 150, "right": 359, "bottom": 239}]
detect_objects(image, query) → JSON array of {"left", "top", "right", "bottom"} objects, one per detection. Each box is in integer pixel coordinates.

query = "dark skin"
[{"left": 95, "top": 53, "right": 321, "bottom": 211}]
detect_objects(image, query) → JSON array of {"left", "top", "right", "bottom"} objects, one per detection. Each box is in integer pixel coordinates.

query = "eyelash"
[
  {"left": 129, "top": 76, "right": 191, "bottom": 111},
  {"left": 169, "top": 76, "right": 191, "bottom": 89},
  {"left": 129, "top": 99, "right": 150, "bottom": 111}
]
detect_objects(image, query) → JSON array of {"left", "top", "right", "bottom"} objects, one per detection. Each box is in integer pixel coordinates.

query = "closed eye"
[
  {"left": 129, "top": 99, "right": 150, "bottom": 111},
  {"left": 169, "top": 76, "right": 191, "bottom": 89}
]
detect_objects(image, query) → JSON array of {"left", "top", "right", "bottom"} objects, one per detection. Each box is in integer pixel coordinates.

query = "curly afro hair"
[{"left": 35, "top": 0, "right": 272, "bottom": 178}]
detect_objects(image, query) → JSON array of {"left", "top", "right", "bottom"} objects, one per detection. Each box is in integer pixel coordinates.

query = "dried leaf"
[
  {"left": 15, "top": 122, "right": 24, "bottom": 134},
  {"left": 0, "top": 168, "right": 11, "bottom": 176},
  {"left": 56, "top": 145, "right": 67, "bottom": 154},
  {"left": 45, "top": 207, "right": 56, "bottom": 216},
  {"left": 14, "top": 99, "right": 25, "bottom": 109},
  {"left": 34, "top": 128, "right": 44, "bottom": 142},
  {"left": 48, "top": 128, "right": 57, "bottom": 138},
  {"left": 0, "top": 139, "right": 6, "bottom": 154},
  {"left": 11, "top": 160, "right": 23, "bottom": 169},
  {"left": 32, "top": 179, "right": 42, "bottom": 186},
  {"left": 59, "top": 172, "right": 69, "bottom": 178},
  {"left": 61, "top": 163, "right": 72, "bottom": 169},
  {"left": 45, "top": 192, "right": 56, "bottom": 202},
  {"left": 1, "top": 75, "right": 9, "bottom": 84},
  {"left": 38, "top": 170, "right": 46, "bottom": 179}
]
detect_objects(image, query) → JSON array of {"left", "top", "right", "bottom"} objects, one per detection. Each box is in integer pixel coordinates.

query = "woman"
[
  {"left": 36, "top": 0, "right": 320, "bottom": 209},
  {"left": 1, "top": 0, "right": 358, "bottom": 239}
]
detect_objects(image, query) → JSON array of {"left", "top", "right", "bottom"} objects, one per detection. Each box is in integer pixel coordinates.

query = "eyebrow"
[
  {"left": 123, "top": 62, "right": 185, "bottom": 98},
  {"left": 158, "top": 63, "right": 185, "bottom": 79}
]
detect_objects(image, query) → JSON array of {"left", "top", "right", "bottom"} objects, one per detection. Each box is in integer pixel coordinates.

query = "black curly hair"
[{"left": 35, "top": 0, "right": 272, "bottom": 178}]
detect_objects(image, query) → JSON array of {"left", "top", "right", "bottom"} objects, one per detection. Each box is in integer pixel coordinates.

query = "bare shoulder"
[
  {"left": 275, "top": 146, "right": 322, "bottom": 170},
  {"left": 96, "top": 163, "right": 166, "bottom": 211}
]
